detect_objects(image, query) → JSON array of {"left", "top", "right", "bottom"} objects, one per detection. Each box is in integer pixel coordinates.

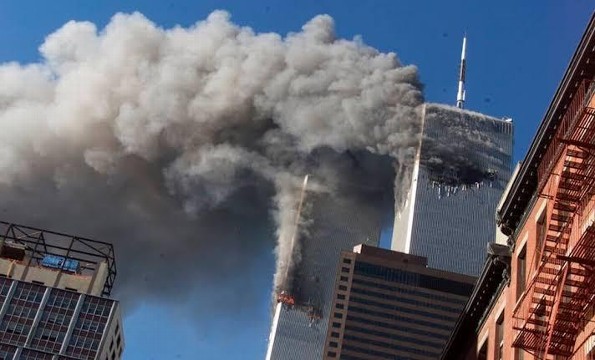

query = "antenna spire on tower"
[{"left": 456, "top": 33, "right": 467, "bottom": 109}]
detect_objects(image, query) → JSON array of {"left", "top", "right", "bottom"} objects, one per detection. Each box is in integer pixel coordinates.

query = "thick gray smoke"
[{"left": 0, "top": 11, "right": 422, "bottom": 311}]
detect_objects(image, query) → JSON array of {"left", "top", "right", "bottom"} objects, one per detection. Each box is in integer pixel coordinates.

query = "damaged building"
[
  {"left": 392, "top": 103, "right": 514, "bottom": 276},
  {"left": 266, "top": 171, "right": 392, "bottom": 360}
]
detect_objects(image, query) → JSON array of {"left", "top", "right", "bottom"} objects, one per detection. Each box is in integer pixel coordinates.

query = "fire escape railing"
[
  {"left": 513, "top": 78, "right": 595, "bottom": 359},
  {"left": 537, "top": 80, "right": 595, "bottom": 194}
]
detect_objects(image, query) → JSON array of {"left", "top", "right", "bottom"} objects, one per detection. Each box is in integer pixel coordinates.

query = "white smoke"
[{"left": 0, "top": 11, "right": 422, "bottom": 309}]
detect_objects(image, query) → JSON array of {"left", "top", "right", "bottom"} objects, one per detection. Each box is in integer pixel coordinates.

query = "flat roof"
[{"left": 0, "top": 221, "right": 117, "bottom": 296}]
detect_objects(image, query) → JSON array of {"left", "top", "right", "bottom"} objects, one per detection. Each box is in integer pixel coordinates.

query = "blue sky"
[{"left": 0, "top": 1, "right": 592, "bottom": 359}]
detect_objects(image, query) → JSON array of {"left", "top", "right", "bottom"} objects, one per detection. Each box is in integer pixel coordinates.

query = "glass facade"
[
  {"left": 267, "top": 189, "right": 389, "bottom": 360},
  {"left": 392, "top": 104, "right": 514, "bottom": 276},
  {"left": 0, "top": 283, "right": 45, "bottom": 346},
  {"left": 0, "top": 278, "right": 119, "bottom": 360},
  {"left": 30, "top": 290, "right": 79, "bottom": 354},
  {"left": 65, "top": 298, "right": 112, "bottom": 359}
]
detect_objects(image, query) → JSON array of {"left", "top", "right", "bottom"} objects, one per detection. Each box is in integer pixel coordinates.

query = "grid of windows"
[
  {"left": 0, "top": 283, "right": 45, "bottom": 345},
  {"left": 348, "top": 305, "right": 453, "bottom": 331},
  {"left": 348, "top": 296, "right": 459, "bottom": 322},
  {"left": 351, "top": 278, "right": 468, "bottom": 305},
  {"left": 344, "top": 324, "right": 444, "bottom": 349},
  {"left": 350, "top": 286, "right": 463, "bottom": 313},
  {"left": 346, "top": 314, "right": 449, "bottom": 340},
  {"left": 65, "top": 297, "right": 112, "bottom": 359},
  {"left": 343, "top": 334, "right": 440, "bottom": 357},
  {"left": 0, "top": 343, "right": 17, "bottom": 360},
  {"left": 20, "top": 348, "right": 54, "bottom": 360},
  {"left": 0, "top": 277, "right": 12, "bottom": 303},
  {"left": 30, "top": 289, "right": 80, "bottom": 353},
  {"left": 354, "top": 262, "right": 473, "bottom": 296}
]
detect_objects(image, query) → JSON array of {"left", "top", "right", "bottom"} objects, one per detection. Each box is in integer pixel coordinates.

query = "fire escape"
[{"left": 513, "top": 79, "right": 595, "bottom": 359}]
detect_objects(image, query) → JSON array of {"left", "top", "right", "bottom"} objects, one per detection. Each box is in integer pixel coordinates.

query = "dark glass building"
[
  {"left": 392, "top": 103, "right": 514, "bottom": 276},
  {"left": 323, "top": 244, "right": 475, "bottom": 360}
]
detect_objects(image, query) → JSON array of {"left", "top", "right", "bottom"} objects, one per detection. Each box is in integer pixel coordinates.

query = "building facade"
[
  {"left": 323, "top": 244, "right": 475, "bottom": 360},
  {"left": 392, "top": 103, "right": 514, "bottom": 276},
  {"left": 266, "top": 175, "right": 391, "bottom": 360},
  {"left": 442, "top": 13, "right": 595, "bottom": 360},
  {"left": 0, "top": 222, "right": 123, "bottom": 360}
]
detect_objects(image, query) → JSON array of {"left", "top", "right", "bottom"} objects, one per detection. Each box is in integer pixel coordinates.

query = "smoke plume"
[{"left": 0, "top": 11, "right": 423, "bottom": 312}]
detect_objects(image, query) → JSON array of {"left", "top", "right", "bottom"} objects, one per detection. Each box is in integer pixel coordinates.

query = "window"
[
  {"left": 339, "top": 276, "right": 348, "bottom": 282},
  {"left": 331, "top": 322, "right": 340, "bottom": 328},
  {"left": 535, "top": 211, "right": 547, "bottom": 269},
  {"left": 336, "top": 303, "right": 344, "bottom": 309},
  {"left": 515, "top": 348, "right": 525, "bottom": 360},
  {"left": 478, "top": 339, "right": 488, "bottom": 360},
  {"left": 334, "top": 312, "right": 343, "bottom": 319},
  {"left": 341, "top": 267, "right": 349, "bottom": 273},
  {"left": 517, "top": 245, "right": 527, "bottom": 300},
  {"left": 330, "top": 332, "right": 339, "bottom": 338},
  {"left": 327, "top": 351, "right": 336, "bottom": 358},
  {"left": 496, "top": 312, "right": 504, "bottom": 360},
  {"left": 338, "top": 285, "right": 347, "bottom": 291},
  {"left": 337, "top": 294, "right": 345, "bottom": 300},
  {"left": 342, "top": 258, "right": 352, "bottom": 264},
  {"left": 329, "top": 341, "right": 338, "bottom": 348}
]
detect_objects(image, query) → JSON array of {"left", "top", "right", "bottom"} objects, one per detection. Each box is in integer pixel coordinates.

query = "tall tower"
[
  {"left": 266, "top": 155, "right": 393, "bottom": 360},
  {"left": 391, "top": 103, "right": 514, "bottom": 276},
  {"left": 0, "top": 222, "right": 124, "bottom": 360}
]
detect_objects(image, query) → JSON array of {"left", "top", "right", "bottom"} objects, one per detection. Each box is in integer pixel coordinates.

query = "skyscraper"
[
  {"left": 266, "top": 173, "right": 391, "bottom": 360},
  {"left": 0, "top": 221, "right": 124, "bottom": 360},
  {"left": 392, "top": 103, "right": 514, "bottom": 276},
  {"left": 322, "top": 244, "right": 475, "bottom": 360}
]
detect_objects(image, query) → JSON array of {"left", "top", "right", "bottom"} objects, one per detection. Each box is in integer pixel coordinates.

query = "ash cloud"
[{"left": 0, "top": 11, "right": 422, "bottom": 312}]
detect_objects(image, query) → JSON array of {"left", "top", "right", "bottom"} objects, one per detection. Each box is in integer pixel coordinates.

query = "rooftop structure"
[{"left": 0, "top": 221, "right": 123, "bottom": 360}]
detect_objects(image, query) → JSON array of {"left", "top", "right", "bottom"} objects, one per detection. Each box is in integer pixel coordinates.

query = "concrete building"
[
  {"left": 323, "top": 244, "right": 475, "bottom": 360},
  {"left": 392, "top": 103, "right": 514, "bottom": 276},
  {"left": 441, "top": 13, "right": 595, "bottom": 360},
  {"left": 0, "top": 221, "right": 124, "bottom": 360},
  {"left": 266, "top": 169, "right": 392, "bottom": 360}
]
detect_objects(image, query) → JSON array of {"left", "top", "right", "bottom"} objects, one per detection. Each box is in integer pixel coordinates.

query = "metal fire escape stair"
[
  {"left": 511, "top": 148, "right": 583, "bottom": 357},
  {"left": 513, "top": 80, "right": 595, "bottom": 358}
]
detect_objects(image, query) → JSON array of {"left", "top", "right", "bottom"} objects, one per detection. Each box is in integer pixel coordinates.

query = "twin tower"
[{"left": 267, "top": 37, "right": 515, "bottom": 360}]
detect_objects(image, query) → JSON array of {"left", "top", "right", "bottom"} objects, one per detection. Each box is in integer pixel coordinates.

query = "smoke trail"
[{"left": 0, "top": 11, "right": 422, "bottom": 311}]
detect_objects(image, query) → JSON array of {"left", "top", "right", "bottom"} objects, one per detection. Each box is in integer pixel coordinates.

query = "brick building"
[{"left": 442, "top": 13, "right": 595, "bottom": 360}]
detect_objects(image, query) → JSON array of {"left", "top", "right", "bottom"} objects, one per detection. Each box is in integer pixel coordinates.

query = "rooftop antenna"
[{"left": 456, "top": 33, "right": 467, "bottom": 109}]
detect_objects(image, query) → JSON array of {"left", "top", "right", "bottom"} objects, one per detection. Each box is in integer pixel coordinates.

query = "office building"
[
  {"left": 442, "top": 13, "right": 595, "bottom": 360},
  {"left": 266, "top": 173, "right": 391, "bottom": 360},
  {"left": 0, "top": 221, "right": 124, "bottom": 360},
  {"left": 323, "top": 244, "right": 475, "bottom": 360},
  {"left": 392, "top": 103, "right": 514, "bottom": 276}
]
